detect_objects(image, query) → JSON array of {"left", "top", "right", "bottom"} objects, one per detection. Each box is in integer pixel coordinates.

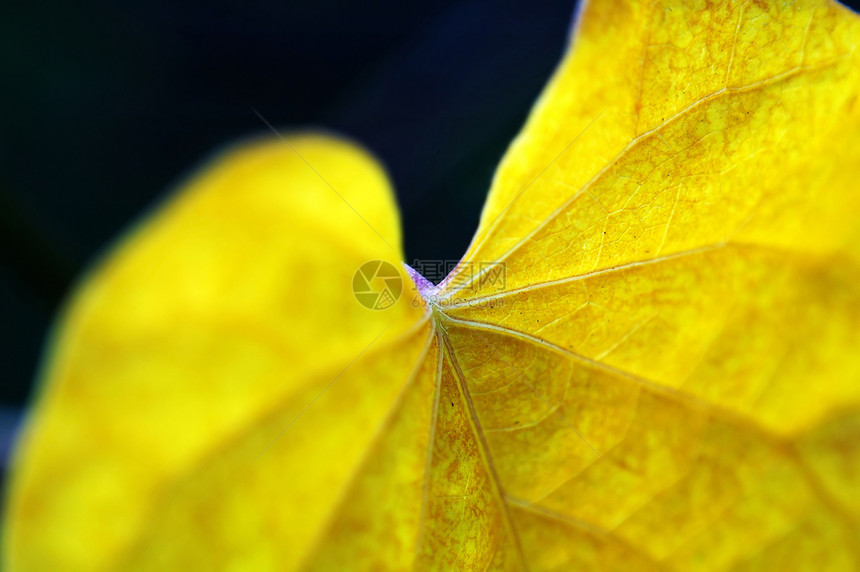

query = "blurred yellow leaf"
[{"left": 6, "top": 0, "right": 860, "bottom": 570}]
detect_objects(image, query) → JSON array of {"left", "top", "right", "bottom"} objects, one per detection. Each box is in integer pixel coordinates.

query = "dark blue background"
[{"left": 0, "top": 0, "right": 580, "bottom": 413}]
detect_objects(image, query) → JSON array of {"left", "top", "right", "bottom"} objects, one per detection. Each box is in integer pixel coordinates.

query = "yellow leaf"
[
  {"left": 6, "top": 0, "right": 860, "bottom": 570},
  {"left": 3, "top": 136, "right": 428, "bottom": 569}
]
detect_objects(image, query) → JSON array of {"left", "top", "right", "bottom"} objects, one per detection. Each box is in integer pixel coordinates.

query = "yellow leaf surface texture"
[{"left": 6, "top": 0, "right": 860, "bottom": 570}]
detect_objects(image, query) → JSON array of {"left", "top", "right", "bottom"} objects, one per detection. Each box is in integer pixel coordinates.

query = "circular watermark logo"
[{"left": 353, "top": 260, "right": 403, "bottom": 310}]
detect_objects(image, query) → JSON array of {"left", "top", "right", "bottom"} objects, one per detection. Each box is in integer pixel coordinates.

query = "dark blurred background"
[{"left": 0, "top": 0, "right": 584, "bottom": 461}]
